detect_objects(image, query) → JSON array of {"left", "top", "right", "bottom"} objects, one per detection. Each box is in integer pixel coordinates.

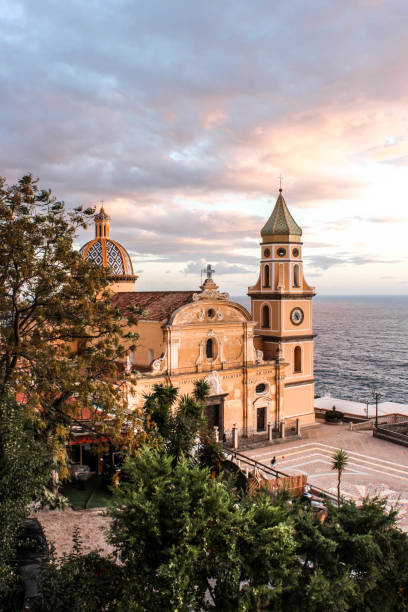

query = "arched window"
[
  {"left": 264, "top": 265, "right": 270, "bottom": 288},
  {"left": 293, "top": 264, "right": 300, "bottom": 287},
  {"left": 206, "top": 338, "right": 214, "bottom": 359},
  {"left": 262, "top": 305, "right": 270, "bottom": 328},
  {"left": 294, "top": 346, "right": 302, "bottom": 373}
]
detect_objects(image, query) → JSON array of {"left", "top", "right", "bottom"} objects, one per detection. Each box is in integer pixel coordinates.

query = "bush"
[
  {"left": 0, "top": 392, "right": 48, "bottom": 602},
  {"left": 32, "top": 529, "right": 122, "bottom": 612},
  {"left": 325, "top": 407, "right": 343, "bottom": 422}
]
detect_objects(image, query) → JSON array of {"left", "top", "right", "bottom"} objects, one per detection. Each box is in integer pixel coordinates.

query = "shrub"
[
  {"left": 325, "top": 408, "right": 343, "bottom": 422},
  {"left": 32, "top": 529, "right": 121, "bottom": 612}
]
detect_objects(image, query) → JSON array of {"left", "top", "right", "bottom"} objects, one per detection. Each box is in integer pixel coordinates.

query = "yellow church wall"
[
  {"left": 281, "top": 299, "right": 312, "bottom": 337},
  {"left": 280, "top": 341, "right": 314, "bottom": 382},
  {"left": 107, "top": 280, "right": 137, "bottom": 293},
  {"left": 271, "top": 302, "right": 279, "bottom": 331},
  {"left": 283, "top": 383, "right": 315, "bottom": 425},
  {"left": 129, "top": 361, "right": 280, "bottom": 434},
  {"left": 173, "top": 324, "right": 247, "bottom": 373},
  {"left": 129, "top": 321, "right": 164, "bottom": 368}
]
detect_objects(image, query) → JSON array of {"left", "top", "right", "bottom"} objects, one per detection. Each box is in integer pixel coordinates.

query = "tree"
[
  {"left": 144, "top": 382, "right": 212, "bottom": 461},
  {"left": 324, "top": 497, "right": 408, "bottom": 611},
  {"left": 0, "top": 391, "right": 48, "bottom": 604},
  {"left": 32, "top": 529, "right": 121, "bottom": 612},
  {"left": 283, "top": 496, "right": 408, "bottom": 611},
  {"left": 108, "top": 447, "right": 296, "bottom": 611},
  {"left": 0, "top": 175, "right": 141, "bottom": 477},
  {"left": 282, "top": 502, "right": 357, "bottom": 611},
  {"left": 331, "top": 448, "right": 348, "bottom": 505},
  {"left": 30, "top": 452, "right": 408, "bottom": 611}
]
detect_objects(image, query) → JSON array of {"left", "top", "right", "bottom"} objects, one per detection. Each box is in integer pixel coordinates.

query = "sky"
[{"left": 1, "top": 0, "right": 407, "bottom": 295}]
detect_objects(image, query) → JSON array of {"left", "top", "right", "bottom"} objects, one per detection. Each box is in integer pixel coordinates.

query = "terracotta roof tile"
[{"left": 111, "top": 291, "right": 195, "bottom": 322}]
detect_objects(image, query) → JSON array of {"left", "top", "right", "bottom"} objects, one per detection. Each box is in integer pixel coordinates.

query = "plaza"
[{"left": 244, "top": 421, "right": 408, "bottom": 530}]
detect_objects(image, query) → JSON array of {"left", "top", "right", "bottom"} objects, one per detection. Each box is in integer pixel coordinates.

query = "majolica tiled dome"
[{"left": 80, "top": 207, "right": 136, "bottom": 278}]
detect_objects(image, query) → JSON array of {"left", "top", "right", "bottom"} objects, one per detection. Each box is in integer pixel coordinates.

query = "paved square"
[{"left": 244, "top": 422, "right": 408, "bottom": 530}]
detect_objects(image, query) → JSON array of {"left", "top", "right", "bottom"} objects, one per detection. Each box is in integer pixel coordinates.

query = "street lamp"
[{"left": 372, "top": 390, "right": 383, "bottom": 428}]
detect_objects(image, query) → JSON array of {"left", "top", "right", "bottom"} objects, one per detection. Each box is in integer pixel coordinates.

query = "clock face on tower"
[
  {"left": 290, "top": 307, "right": 304, "bottom": 325},
  {"left": 277, "top": 247, "right": 286, "bottom": 257}
]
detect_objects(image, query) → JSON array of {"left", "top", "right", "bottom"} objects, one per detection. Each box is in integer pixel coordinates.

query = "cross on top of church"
[
  {"left": 206, "top": 264, "right": 215, "bottom": 279},
  {"left": 277, "top": 173, "right": 283, "bottom": 191}
]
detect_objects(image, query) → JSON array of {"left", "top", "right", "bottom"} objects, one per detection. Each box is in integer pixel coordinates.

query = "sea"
[{"left": 234, "top": 296, "right": 407, "bottom": 405}]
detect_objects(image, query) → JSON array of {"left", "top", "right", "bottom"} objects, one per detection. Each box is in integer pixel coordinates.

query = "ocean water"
[{"left": 234, "top": 295, "right": 408, "bottom": 404}]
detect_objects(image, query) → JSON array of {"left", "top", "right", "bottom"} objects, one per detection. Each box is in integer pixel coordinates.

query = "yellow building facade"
[{"left": 81, "top": 190, "right": 316, "bottom": 444}]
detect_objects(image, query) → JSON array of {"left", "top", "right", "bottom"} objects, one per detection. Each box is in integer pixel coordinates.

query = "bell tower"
[{"left": 248, "top": 189, "right": 316, "bottom": 426}]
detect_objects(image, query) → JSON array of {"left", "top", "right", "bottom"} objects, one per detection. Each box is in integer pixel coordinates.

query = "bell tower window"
[
  {"left": 264, "top": 265, "right": 270, "bottom": 288},
  {"left": 294, "top": 346, "right": 302, "bottom": 373},
  {"left": 206, "top": 338, "right": 214, "bottom": 359},
  {"left": 262, "top": 305, "right": 270, "bottom": 329},
  {"left": 293, "top": 264, "right": 300, "bottom": 288}
]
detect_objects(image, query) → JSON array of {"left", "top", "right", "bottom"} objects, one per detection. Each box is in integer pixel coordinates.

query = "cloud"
[
  {"left": 2, "top": 0, "right": 408, "bottom": 293},
  {"left": 353, "top": 215, "right": 407, "bottom": 224},
  {"left": 77, "top": 201, "right": 262, "bottom": 266},
  {"left": 184, "top": 259, "right": 254, "bottom": 275},
  {"left": 2, "top": 0, "right": 406, "bottom": 206},
  {"left": 306, "top": 255, "right": 346, "bottom": 270},
  {"left": 306, "top": 253, "right": 405, "bottom": 270}
]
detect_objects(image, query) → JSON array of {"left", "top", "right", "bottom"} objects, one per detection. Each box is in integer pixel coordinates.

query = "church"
[{"left": 80, "top": 190, "right": 316, "bottom": 445}]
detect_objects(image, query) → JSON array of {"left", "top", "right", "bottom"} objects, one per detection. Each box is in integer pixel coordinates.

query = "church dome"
[
  {"left": 80, "top": 207, "right": 136, "bottom": 279},
  {"left": 261, "top": 189, "right": 302, "bottom": 243}
]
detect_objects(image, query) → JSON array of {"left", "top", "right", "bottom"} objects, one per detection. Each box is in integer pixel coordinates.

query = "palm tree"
[
  {"left": 193, "top": 379, "right": 210, "bottom": 402},
  {"left": 331, "top": 448, "right": 348, "bottom": 505}
]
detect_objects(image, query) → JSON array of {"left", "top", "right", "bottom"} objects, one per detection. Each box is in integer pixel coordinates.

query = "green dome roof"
[{"left": 261, "top": 190, "right": 302, "bottom": 241}]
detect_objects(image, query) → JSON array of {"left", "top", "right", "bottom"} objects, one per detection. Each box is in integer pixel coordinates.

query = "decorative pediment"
[
  {"left": 192, "top": 278, "right": 229, "bottom": 302},
  {"left": 204, "top": 370, "right": 223, "bottom": 396}
]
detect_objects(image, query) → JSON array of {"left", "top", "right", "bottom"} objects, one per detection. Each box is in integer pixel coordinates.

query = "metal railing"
[
  {"left": 222, "top": 448, "right": 289, "bottom": 479},
  {"left": 222, "top": 447, "right": 338, "bottom": 504},
  {"left": 375, "top": 424, "right": 408, "bottom": 444}
]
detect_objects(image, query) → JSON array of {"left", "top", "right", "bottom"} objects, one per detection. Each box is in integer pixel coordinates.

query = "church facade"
[{"left": 80, "top": 191, "right": 316, "bottom": 442}]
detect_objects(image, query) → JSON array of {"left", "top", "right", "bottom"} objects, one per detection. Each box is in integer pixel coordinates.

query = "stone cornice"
[
  {"left": 248, "top": 293, "right": 314, "bottom": 300},
  {"left": 260, "top": 334, "right": 317, "bottom": 342},
  {"left": 285, "top": 378, "right": 315, "bottom": 388}
]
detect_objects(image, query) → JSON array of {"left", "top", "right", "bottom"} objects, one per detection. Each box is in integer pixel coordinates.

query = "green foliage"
[
  {"left": 325, "top": 409, "right": 343, "bottom": 422},
  {"left": 144, "top": 382, "right": 210, "bottom": 461},
  {"left": 143, "top": 384, "right": 179, "bottom": 440},
  {"left": 193, "top": 379, "right": 210, "bottom": 402},
  {"left": 196, "top": 429, "right": 224, "bottom": 472},
  {"left": 283, "top": 496, "right": 408, "bottom": 611},
  {"left": 0, "top": 174, "right": 142, "bottom": 477},
  {"left": 31, "top": 453, "right": 408, "bottom": 611},
  {"left": 0, "top": 391, "right": 48, "bottom": 603},
  {"left": 108, "top": 447, "right": 296, "bottom": 611},
  {"left": 32, "top": 529, "right": 121, "bottom": 612}
]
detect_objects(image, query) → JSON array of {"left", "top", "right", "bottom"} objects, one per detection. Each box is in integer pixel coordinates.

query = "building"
[{"left": 80, "top": 190, "right": 316, "bottom": 443}]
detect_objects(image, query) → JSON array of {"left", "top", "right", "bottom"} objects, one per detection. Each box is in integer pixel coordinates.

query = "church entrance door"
[
  {"left": 204, "top": 394, "right": 226, "bottom": 436},
  {"left": 257, "top": 407, "right": 266, "bottom": 432},
  {"left": 205, "top": 404, "right": 220, "bottom": 429}
]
